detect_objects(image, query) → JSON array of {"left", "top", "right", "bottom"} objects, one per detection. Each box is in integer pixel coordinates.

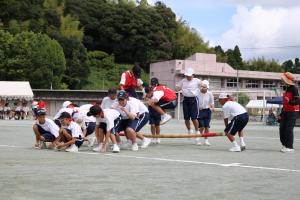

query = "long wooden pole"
[{"left": 141, "top": 132, "right": 225, "bottom": 138}]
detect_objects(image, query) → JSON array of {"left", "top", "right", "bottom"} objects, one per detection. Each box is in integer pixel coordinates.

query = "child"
[
  {"left": 32, "top": 109, "right": 60, "bottom": 149},
  {"left": 87, "top": 105, "right": 121, "bottom": 153},
  {"left": 218, "top": 93, "right": 248, "bottom": 152},
  {"left": 56, "top": 112, "right": 84, "bottom": 152}
]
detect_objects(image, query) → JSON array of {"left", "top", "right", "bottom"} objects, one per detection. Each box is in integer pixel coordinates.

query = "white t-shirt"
[
  {"left": 198, "top": 91, "right": 214, "bottom": 109},
  {"left": 53, "top": 107, "right": 74, "bottom": 120},
  {"left": 129, "top": 97, "right": 148, "bottom": 114},
  {"left": 78, "top": 104, "right": 96, "bottom": 123},
  {"left": 222, "top": 101, "right": 247, "bottom": 120},
  {"left": 36, "top": 118, "right": 60, "bottom": 138},
  {"left": 111, "top": 100, "right": 138, "bottom": 119},
  {"left": 177, "top": 78, "right": 201, "bottom": 97},
  {"left": 101, "top": 97, "right": 117, "bottom": 109},
  {"left": 62, "top": 121, "right": 83, "bottom": 138},
  {"left": 152, "top": 91, "right": 164, "bottom": 102},
  {"left": 120, "top": 72, "right": 143, "bottom": 86},
  {"left": 96, "top": 109, "right": 120, "bottom": 132}
]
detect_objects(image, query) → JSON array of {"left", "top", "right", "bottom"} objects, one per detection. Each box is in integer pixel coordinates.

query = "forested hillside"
[{"left": 0, "top": 0, "right": 296, "bottom": 89}]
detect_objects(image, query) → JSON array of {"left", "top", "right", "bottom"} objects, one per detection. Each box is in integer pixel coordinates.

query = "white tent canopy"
[
  {"left": 246, "top": 100, "right": 279, "bottom": 109},
  {"left": 0, "top": 81, "right": 34, "bottom": 101}
]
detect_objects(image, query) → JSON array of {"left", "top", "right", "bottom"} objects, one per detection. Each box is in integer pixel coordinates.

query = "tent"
[
  {"left": 246, "top": 100, "right": 279, "bottom": 109},
  {"left": 0, "top": 81, "right": 34, "bottom": 101},
  {"left": 266, "top": 96, "right": 283, "bottom": 105}
]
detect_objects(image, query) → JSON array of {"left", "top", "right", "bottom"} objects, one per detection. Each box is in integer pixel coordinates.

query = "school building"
[{"left": 149, "top": 53, "right": 300, "bottom": 100}]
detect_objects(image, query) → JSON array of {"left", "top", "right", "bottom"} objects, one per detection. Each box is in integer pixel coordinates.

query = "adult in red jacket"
[
  {"left": 279, "top": 72, "right": 300, "bottom": 153},
  {"left": 145, "top": 84, "right": 177, "bottom": 125},
  {"left": 119, "top": 65, "right": 143, "bottom": 98}
]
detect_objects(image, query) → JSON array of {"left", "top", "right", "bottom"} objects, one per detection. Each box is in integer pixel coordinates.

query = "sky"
[{"left": 149, "top": 0, "right": 300, "bottom": 63}]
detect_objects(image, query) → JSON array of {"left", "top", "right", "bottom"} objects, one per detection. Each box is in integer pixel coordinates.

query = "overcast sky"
[{"left": 150, "top": 0, "right": 300, "bottom": 63}]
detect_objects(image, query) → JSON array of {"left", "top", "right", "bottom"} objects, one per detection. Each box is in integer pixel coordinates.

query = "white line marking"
[{"left": 1, "top": 144, "right": 300, "bottom": 173}]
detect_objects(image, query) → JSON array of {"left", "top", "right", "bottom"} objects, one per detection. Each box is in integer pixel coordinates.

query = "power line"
[{"left": 240, "top": 45, "right": 300, "bottom": 50}]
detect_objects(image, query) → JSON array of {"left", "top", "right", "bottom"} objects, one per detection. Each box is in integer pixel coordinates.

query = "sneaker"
[
  {"left": 241, "top": 145, "right": 246, "bottom": 151},
  {"left": 160, "top": 114, "right": 172, "bottom": 125},
  {"left": 195, "top": 138, "right": 202, "bottom": 145},
  {"left": 87, "top": 135, "right": 96, "bottom": 147},
  {"left": 204, "top": 139, "right": 211, "bottom": 146},
  {"left": 38, "top": 141, "right": 47, "bottom": 149},
  {"left": 141, "top": 138, "right": 151, "bottom": 148},
  {"left": 188, "top": 129, "right": 195, "bottom": 134},
  {"left": 65, "top": 144, "right": 78, "bottom": 152},
  {"left": 229, "top": 146, "right": 241, "bottom": 152},
  {"left": 281, "top": 147, "right": 295, "bottom": 153},
  {"left": 112, "top": 144, "right": 120, "bottom": 153},
  {"left": 131, "top": 143, "right": 139, "bottom": 151},
  {"left": 156, "top": 138, "right": 161, "bottom": 144},
  {"left": 93, "top": 143, "right": 102, "bottom": 152},
  {"left": 151, "top": 138, "right": 157, "bottom": 144}
]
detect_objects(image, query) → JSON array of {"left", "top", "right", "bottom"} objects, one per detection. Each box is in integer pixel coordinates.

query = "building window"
[
  {"left": 227, "top": 79, "right": 237, "bottom": 88},
  {"left": 246, "top": 80, "right": 259, "bottom": 88},
  {"left": 263, "top": 80, "right": 276, "bottom": 88}
]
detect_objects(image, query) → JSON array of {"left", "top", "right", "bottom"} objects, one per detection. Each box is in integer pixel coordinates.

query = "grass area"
[{"left": 82, "top": 64, "right": 149, "bottom": 90}]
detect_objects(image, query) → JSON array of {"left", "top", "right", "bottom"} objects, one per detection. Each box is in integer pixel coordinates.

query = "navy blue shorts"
[
  {"left": 135, "top": 112, "right": 149, "bottom": 132},
  {"left": 198, "top": 109, "right": 211, "bottom": 128},
  {"left": 157, "top": 99, "right": 177, "bottom": 110},
  {"left": 37, "top": 125, "right": 56, "bottom": 142},
  {"left": 64, "top": 128, "right": 84, "bottom": 148},
  {"left": 125, "top": 88, "right": 138, "bottom": 98},
  {"left": 149, "top": 107, "right": 161, "bottom": 126},
  {"left": 99, "top": 116, "right": 122, "bottom": 134},
  {"left": 85, "top": 122, "right": 96, "bottom": 136},
  {"left": 183, "top": 96, "right": 199, "bottom": 120},
  {"left": 224, "top": 113, "right": 249, "bottom": 136}
]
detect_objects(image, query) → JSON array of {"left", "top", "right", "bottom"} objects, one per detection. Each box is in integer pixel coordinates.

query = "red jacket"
[
  {"left": 119, "top": 70, "right": 137, "bottom": 90},
  {"left": 283, "top": 90, "right": 299, "bottom": 112},
  {"left": 154, "top": 85, "right": 177, "bottom": 101}
]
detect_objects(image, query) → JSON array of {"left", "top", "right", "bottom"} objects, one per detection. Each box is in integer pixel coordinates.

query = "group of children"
[
  {"left": 32, "top": 69, "right": 251, "bottom": 153},
  {"left": 0, "top": 101, "right": 31, "bottom": 120}
]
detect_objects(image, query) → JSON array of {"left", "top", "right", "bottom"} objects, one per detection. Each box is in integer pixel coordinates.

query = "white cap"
[
  {"left": 62, "top": 101, "right": 72, "bottom": 108},
  {"left": 184, "top": 68, "right": 194, "bottom": 76},
  {"left": 219, "top": 93, "right": 229, "bottom": 99},
  {"left": 202, "top": 80, "right": 209, "bottom": 88}
]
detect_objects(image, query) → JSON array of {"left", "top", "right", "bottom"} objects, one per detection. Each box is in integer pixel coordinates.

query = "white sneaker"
[
  {"left": 229, "top": 146, "right": 241, "bottom": 152},
  {"left": 93, "top": 143, "right": 102, "bottom": 152},
  {"left": 188, "top": 129, "right": 194, "bottom": 134},
  {"left": 160, "top": 114, "right": 172, "bottom": 125},
  {"left": 281, "top": 147, "right": 295, "bottom": 153},
  {"left": 195, "top": 138, "right": 202, "bottom": 145},
  {"left": 156, "top": 138, "right": 161, "bottom": 144},
  {"left": 151, "top": 138, "right": 157, "bottom": 144},
  {"left": 87, "top": 135, "right": 96, "bottom": 147},
  {"left": 37, "top": 141, "right": 47, "bottom": 149},
  {"left": 65, "top": 144, "right": 78, "bottom": 152},
  {"left": 112, "top": 144, "right": 120, "bottom": 153},
  {"left": 131, "top": 143, "right": 139, "bottom": 151},
  {"left": 141, "top": 138, "right": 151, "bottom": 148},
  {"left": 204, "top": 139, "right": 211, "bottom": 146}
]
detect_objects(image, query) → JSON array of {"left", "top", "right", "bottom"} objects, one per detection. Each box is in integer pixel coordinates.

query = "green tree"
[
  {"left": 226, "top": 45, "right": 243, "bottom": 70},
  {"left": 0, "top": 31, "right": 66, "bottom": 88}
]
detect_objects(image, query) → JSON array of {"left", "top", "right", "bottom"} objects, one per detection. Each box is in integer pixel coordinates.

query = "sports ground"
[{"left": 1, "top": 119, "right": 299, "bottom": 200}]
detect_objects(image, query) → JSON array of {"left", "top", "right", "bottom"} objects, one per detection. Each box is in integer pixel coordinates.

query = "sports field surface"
[{"left": 1, "top": 119, "right": 299, "bottom": 200}]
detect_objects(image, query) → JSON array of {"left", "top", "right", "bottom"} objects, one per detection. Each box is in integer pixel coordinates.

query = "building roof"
[{"left": 0, "top": 81, "right": 34, "bottom": 100}]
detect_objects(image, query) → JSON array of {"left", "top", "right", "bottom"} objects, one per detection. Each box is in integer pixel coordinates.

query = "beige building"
[{"left": 150, "top": 53, "right": 300, "bottom": 99}]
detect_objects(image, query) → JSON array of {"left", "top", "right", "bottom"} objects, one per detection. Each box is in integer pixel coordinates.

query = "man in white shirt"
[
  {"left": 219, "top": 93, "right": 249, "bottom": 152},
  {"left": 53, "top": 101, "right": 75, "bottom": 127},
  {"left": 73, "top": 104, "right": 97, "bottom": 147},
  {"left": 111, "top": 91, "right": 151, "bottom": 151},
  {"left": 197, "top": 80, "right": 215, "bottom": 146},
  {"left": 101, "top": 88, "right": 117, "bottom": 109},
  {"left": 56, "top": 112, "right": 84, "bottom": 152},
  {"left": 33, "top": 109, "right": 60, "bottom": 149},
  {"left": 87, "top": 105, "right": 122, "bottom": 153},
  {"left": 176, "top": 68, "right": 201, "bottom": 135}
]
